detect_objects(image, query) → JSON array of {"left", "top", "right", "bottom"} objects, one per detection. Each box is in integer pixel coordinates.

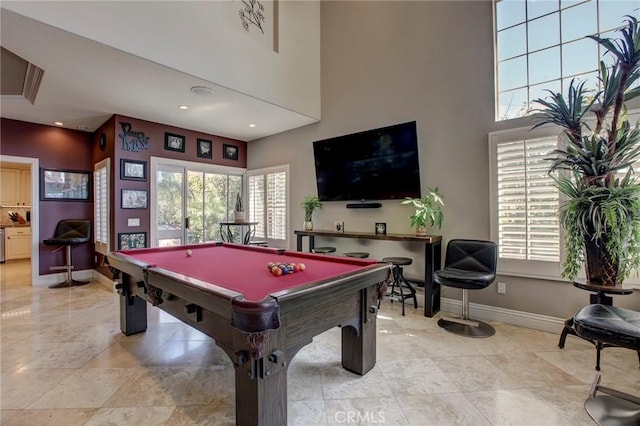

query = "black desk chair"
[
  {"left": 44, "top": 219, "right": 91, "bottom": 289},
  {"left": 572, "top": 304, "right": 640, "bottom": 425},
  {"left": 435, "top": 239, "right": 497, "bottom": 337}
]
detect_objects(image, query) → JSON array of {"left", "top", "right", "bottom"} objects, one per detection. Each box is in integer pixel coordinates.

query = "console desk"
[{"left": 294, "top": 230, "right": 442, "bottom": 317}]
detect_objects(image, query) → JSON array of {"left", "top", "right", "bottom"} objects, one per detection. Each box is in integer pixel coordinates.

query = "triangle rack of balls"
[{"left": 267, "top": 262, "right": 306, "bottom": 276}]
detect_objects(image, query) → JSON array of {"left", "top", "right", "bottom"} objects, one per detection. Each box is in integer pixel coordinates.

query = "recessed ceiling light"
[
  {"left": 249, "top": 124, "right": 256, "bottom": 128},
  {"left": 54, "top": 121, "right": 63, "bottom": 126},
  {"left": 190, "top": 86, "right": 215, "bottom": 96},
  {"left": 179, "top": 105, "right": 189, "bottom": 110}
]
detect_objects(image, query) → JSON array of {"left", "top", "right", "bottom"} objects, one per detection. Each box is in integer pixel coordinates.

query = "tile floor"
[{"left": 1, "top": 260, "right": 639, "bottom": 425}]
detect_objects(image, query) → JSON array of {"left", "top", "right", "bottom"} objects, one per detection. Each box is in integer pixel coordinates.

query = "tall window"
[
  {"left": 248, "top": 165, "right": 289, "bottom": 247},
  {"left": 94, "top": 158, "right": 110, "bottom": 254},
  {"left": 495, "top": 0, "right": 639, "bottom": 120}
]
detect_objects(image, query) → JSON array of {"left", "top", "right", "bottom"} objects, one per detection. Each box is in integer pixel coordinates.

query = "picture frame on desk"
[{"left": 375, "top": 222, "right": 387, "bottom": 235}]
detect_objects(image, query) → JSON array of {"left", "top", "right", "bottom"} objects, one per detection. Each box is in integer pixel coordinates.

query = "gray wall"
[{"left": 247, "top": 1, "right": 640, "bottom": 319}]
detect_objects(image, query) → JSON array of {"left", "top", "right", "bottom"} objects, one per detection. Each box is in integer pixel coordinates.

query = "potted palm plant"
[
  {"left": 234, "top": 192, "right": 246, "bottom": 222},
  {"left": 301, "top": 195, "right": 322, "bottom": 231},
  {"left": 532, "top": 16, "right": 640, "bottom": 286},
  {"left": 401, "top": 187, "right": 444, "bottom": 236}
]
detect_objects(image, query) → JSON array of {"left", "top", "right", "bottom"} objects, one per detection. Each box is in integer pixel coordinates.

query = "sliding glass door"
[{"left": 152, "top": 158, "right": 243, "bottom": 247}]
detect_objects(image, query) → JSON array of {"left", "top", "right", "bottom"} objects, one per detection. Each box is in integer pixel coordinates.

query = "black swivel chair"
[
  {"left": 572, "top": 304, "right": 640, "bottom": 424},
  {"left": 434, "top": 239, "right": 498, "bottom": 337},
  {"left": 44, "top": 219, "right": 92, "bottom": 289}
]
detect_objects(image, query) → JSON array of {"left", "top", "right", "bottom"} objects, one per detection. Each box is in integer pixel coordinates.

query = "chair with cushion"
[
  {"left": 435, "top": 239, "right": 497, "bottom": 337},
  {"left": 43, "top": 219, "right": 91, "bottom": 289},
  {"left": 572, "top": 304, "right": 640, "bottom": 425}
]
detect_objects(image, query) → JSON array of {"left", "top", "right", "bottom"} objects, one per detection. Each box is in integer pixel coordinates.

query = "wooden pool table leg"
[
  {"left": 117, "top": 283, "right": 147, "bottom": 336},
  {"left": 341, "top": 286, "right": 378, "bottom": 375},
  {"left": 233, "top": 329, "right": 288, "bottom": 426}
]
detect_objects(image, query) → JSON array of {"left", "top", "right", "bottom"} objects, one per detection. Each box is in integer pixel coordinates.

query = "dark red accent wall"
[
  {"left": 2, "top": 116, "right": 247, "bottom": 279},
  {"left": 109, "top": 115, "right": 247, "bottom": 254},
  {"left": 1, "top": 118, "right": 94, "bottom": 275}
]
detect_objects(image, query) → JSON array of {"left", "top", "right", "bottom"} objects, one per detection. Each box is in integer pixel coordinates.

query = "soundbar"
[{"left": 346, "top": 202, "right": 382, "bottom": 209}]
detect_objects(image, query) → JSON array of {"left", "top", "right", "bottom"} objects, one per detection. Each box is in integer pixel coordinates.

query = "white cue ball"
[{"left": 186, "top": 249, "right": 192, "bottom": 257}]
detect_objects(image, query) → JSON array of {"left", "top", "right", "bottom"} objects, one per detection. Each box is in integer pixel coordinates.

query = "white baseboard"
[
  {"left": 441, "top": 297, "right": 566, "bottom": 335},
  {"left": 33, "top": 269, "right": 115, "bottom": 293},
  {"left": 93, "top": 270, "right": 117, "bottom": 292}
]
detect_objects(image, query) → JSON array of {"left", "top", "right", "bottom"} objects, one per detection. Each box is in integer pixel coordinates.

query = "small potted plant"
[
  {"left": 401, "top": 187, "right": 444, "bottom": 236},
  {"left": 301, "top": 195, "right": 322, "bottom": 231},
  {"left": 234, "top": 192, "right": 246, "bottom": 222}
]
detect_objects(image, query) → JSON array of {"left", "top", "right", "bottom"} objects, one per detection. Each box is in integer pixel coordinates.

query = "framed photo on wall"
[
  {"left": 40, "top": 168, "right": 91, "bottom": 201},
  {"left": 164, "top": 132, "right": 185, "bottom": 153},
  {"left": 197, "top": 139, "right": 213, "bottom": 159},
  {"left": 120, "top": 159, "right": 147, "bottom": 181},
  {"left": 118, "top": 232, "right": 147, "bottom": 250},
  {"left": 121, "top": 189, "right": 148, "bottom": 209},
  {"left": 223, "top": 144, "right": 239, "bottom": 161}
]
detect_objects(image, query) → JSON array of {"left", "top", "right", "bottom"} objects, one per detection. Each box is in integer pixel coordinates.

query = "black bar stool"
[
  {"left": 344, "top": 252, "right": 369, "bottom": 258},
  {"left": 43, "top": 219, "right": 92, "bottom": 289},
  {"left": 312, "top": 247, "right": 336, "bottom": 254},
  {"left": 382, "top": 256, "right": 417, "bottom": 316}
]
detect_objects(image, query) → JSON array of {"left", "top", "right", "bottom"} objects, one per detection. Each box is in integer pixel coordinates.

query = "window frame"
[
  {"left": 489, "top": 110, "right": 640, "bottom": 285},
  {"left": 247, "top": 164, "right": 290, "bottom": 248},
  {"left": 489, "top": 124, "right": 565, "bottom": 280},
  {"left": 493, "top": 0, "right": 638, "bottom": 121},
  {"left": 94, "top": 158, "right": 110, "bottom": 255}
]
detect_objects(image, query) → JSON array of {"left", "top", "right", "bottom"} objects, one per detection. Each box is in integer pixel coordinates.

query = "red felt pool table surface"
[{"left": 117, "top": 243, "right": 379, "bottom": 301}]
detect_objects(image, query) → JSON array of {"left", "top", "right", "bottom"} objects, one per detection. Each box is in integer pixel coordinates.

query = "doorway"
[
  {"left": 0, "top": 155, "right": 39, "bottom": 286},
  {"left": 150, "top": 157, "right": 244, "bottom": 247}
]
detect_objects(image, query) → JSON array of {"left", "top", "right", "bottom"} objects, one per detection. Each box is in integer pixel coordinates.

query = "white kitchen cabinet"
[
  {"left": 5, "top": 227, "right": 31, "bottom": 260},
  {"left": 0, "top": 168, "right": 20, "bottom": 205},
  {"left": 0, "top": 168, "right": 31, "bottom": 206}
]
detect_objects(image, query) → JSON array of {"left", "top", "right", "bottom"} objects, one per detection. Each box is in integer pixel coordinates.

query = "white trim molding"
[{"left": 440, "top": 297, "right": 566, "bottom": 335}]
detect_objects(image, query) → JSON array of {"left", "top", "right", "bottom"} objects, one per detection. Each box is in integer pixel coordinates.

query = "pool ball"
[
  {"left": 271, "top": 266, "right": 282, "bottom": 276},
  {"left": 298, "top": 263, "right": 306, "bottom": 271},
  {"left": 186, "top": 249, "right": 192, "bottom": 257}
]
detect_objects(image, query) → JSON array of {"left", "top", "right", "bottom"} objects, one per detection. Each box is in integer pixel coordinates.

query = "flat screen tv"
[{"left": 313, "top": 121, "right": 421, "bottom": 201}]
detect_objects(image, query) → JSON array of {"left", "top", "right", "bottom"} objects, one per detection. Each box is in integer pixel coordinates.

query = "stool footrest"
[{"left": 49, "top": 266, "right": 75, "bottom": 272}]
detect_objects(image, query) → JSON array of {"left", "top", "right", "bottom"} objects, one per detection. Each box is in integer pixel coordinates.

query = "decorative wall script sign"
[{"left": 119, "top": 122, "right": 150, "bottom": 152}]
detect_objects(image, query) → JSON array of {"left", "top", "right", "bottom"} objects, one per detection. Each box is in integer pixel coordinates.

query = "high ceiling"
[{"left": 0, "top": 6, "right": 318, "bottom": 142}]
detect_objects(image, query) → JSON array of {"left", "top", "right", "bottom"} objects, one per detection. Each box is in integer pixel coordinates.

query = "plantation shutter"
[
  {"left": 94, "top": 158, "right": 110, "bottom": 254},
  {"left": 265, "top": 171, "right": 287, "bottom": 240},
  {"left": 496, "top": 136, "right": 559, "bottom": 262},
  {"left": 248, "top": 175, "right": 265, "bottom": 237},
  {"left": 247, "top": 165, "right": 288, "bottom": 245}
]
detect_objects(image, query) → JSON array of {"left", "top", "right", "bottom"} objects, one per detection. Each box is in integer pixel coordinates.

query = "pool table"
[{"left": 106, "top": 242, "right": 390, "bottom": 426}]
